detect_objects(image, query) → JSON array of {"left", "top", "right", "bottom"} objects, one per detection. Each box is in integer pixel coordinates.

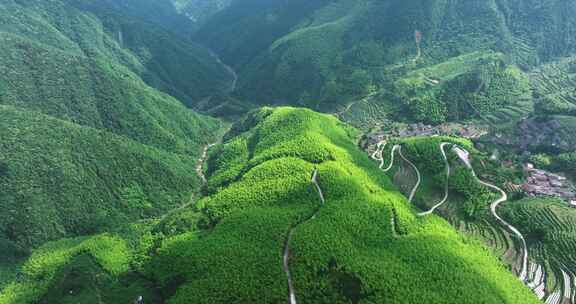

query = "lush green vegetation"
[
  {"left": 529, "top": 150, "right": 576, "bottom": 178},
  {"left": 0, "top": 234, "right": 131, "bottom": 303},
  {"left": 501, "top": 198, "right": 576, "bottom": 293},
  {"left": 383, "top": 136, "right": 498, "bottom": 219},
  {"left": 0, "top": 105, "right": 208, "bottom": 255},
  {"left": 189, "top": 0, "right": 576, "bottom": 125},
  {"left": 0, "top": 0, "right": 225, "bottom": 260},
  {"left": 0, "top": 107, "right": 542, "bottom": 303},
  {"left": 172, "top": 0, "right": 232, "bottom": 29},
  {"left": 380, "top": 135, "right": 576, "bottom": 298},
  {"left": 150, "top": 108, "right": 537, "bottom": 303},
  {"left": 0, "top": 0, "right": 233, "bottom": 123},
  {"left": 532, "top": 56, "right": 576, "bottom": 117},
  {"left": 4, "top": 0, "right": 576, "bottom": 301}
]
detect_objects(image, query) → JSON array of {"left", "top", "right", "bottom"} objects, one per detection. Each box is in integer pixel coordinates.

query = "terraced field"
[
  {"left": 531, "top": 57, "right": 576, "bottom": 115},
  {"left": 340, "top": 51, "right": 532, "bottom": 130},
  {"left": 338, "top": 91, "right": 392, "bottom": 130},
  {"left": 501, "top": 198, "right": 576, "bottom": 303},
  {"left": 369, "top": 136, "right": 576, "bottom": 303}
]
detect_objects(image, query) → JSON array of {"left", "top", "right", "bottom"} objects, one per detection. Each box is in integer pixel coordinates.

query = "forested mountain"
[
  {"left": 0, "top": 0, "right": 233, "bottom": 110},
  {"left": 75, "top": 0, "right": 195, "bottom": 35},
  {"left": 0, "top": 0, "right": 225, "bottom": 257},
  {"left": 2, "top": 0, "right": 576, "bottom": 303},
  {"left": 192, "top": 0, "right": 576, "bottom": 125},
  {"left": 0, "top": 108, "right": 540, "bottom": 303},
  {"left": 172, "top": 0, "right": 232, "bottom": 28},
  {"left": 0, "top": 105, "right": 212, "bottom": 256}
]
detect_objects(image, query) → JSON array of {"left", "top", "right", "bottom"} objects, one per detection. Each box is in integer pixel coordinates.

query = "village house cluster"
[{"left": 522, "top": 164, "right": 576, "bottom": 207}]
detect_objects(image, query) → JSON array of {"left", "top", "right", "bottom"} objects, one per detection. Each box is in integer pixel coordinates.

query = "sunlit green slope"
[
  {"left": 0, "top": 107, "right": 539, "bottom": 303},
  {"left": 152, "top": 107, "right": 538, "bottom": 303},
  {"left": 0, "top": 0, "right": 225, "bottom": 257}
]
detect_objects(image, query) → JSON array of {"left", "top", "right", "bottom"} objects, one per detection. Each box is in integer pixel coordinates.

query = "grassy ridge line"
[{"left": 152, "top": 107, "right": 538, "bottom": 303}]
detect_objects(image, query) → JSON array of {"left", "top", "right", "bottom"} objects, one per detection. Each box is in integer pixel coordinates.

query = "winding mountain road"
[
  {"left": 283, "top": 169, "right": 326, "bottom": 304},
  {"left": 398, "top": 146, "right": 421, "bottom": 203},
  {"left": 371, "top": 141, "right": 401, "bottom": 172},
  {"left": 418, "top": 143, "right": 451, "bottom": 216},
  {"left": 453, "top": 146, "right": 528, "bottom": 282},
  {"left": 372, "top": 142, "right": 419, "bottom": 202},
  {"left": 372, "top": 141, "right": 529, "bottom": 282}
]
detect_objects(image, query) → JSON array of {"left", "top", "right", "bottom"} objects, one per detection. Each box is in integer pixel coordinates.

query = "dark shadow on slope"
[{"left": 39, "top": 254, "right": 164, "bottom": 304}]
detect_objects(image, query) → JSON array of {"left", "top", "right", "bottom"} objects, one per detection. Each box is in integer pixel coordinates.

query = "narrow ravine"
[
  {"left": 207, "top": 49, "right": 238, "bottom": 94},
  {"left": 283, "top": 169, "right": 326, "bottom": 304},
  {"left": 153, "top": 142, "right": 218, "bottom": 223},
  {"left": 453, "top": 146, "right": 529, "bottom": 282},
  {"left": 195, "top": 143, "right": 217, "bottom": 185},
  {"left": 418, "top": 142, "right": 451, "bottom": 216}
]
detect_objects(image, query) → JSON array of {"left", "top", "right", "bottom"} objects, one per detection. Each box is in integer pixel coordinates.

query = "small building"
[{"left": 570, "top": 200, "right": 576, "bottom": 208}]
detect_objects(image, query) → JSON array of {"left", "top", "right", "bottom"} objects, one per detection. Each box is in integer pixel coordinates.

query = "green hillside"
[
  {"left": 501, "top": 198, "right": 576, "bottom": 293},
  {"left": 190, "top": 0, "right": 576, "bottom": 126},
  {"left": 0, "top": 0, "right": 233, "bottom": 114},
  {"left": 0, "top": 0, "right": 225, "bottom": 258},
  {"left": 152, "top": 107, "right": 537, "bottom": 303},
  {"left": 79, "top": 0, "right": 195, "bottom": 36},
  {"left": 369, "top": 134, "right": 576, "bottom": 302},
  {"left": 172, "top": 0, "right": 232, "bottom": 29},
  {"left": 0, "top": 107, "right": 539, "bottom": 303},
  {"left": 2, "top": 1, "right": 576, "bottom": 303},
  {"left": 0, "top": 105, "right": 217, "bottom": 256}
]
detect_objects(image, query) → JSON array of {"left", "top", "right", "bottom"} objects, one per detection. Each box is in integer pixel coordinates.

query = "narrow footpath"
[{"left": 283, "top": 169, "right": 326, "bottom": 304}]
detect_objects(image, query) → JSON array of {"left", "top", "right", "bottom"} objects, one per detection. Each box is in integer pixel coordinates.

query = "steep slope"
[
  {"left": 0, "top": 107, "right": 540, "bottom": 303},
  {"left": 0, "top": 0, "right": 233, "bottom": 113},
  {"left": 78, "top": 0, "right": 195, "bottom": 36},
  {"left": 194, "top": 0, "right": 330, "bottom": 69},
  {"left": 368, "top": 135, "right": 576, "bottom": 302},
  {"left": 0, "top": 105, "right": 216, "bottom": 255},
  {"left": 501, "top": 198, "right": 576, "bottom": 302},
  {"left": 0, "top": 0, "right": 226, "bottom": 255},
  {"left": 172, "top": 0, "right": 232, "bottom": 28}
]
